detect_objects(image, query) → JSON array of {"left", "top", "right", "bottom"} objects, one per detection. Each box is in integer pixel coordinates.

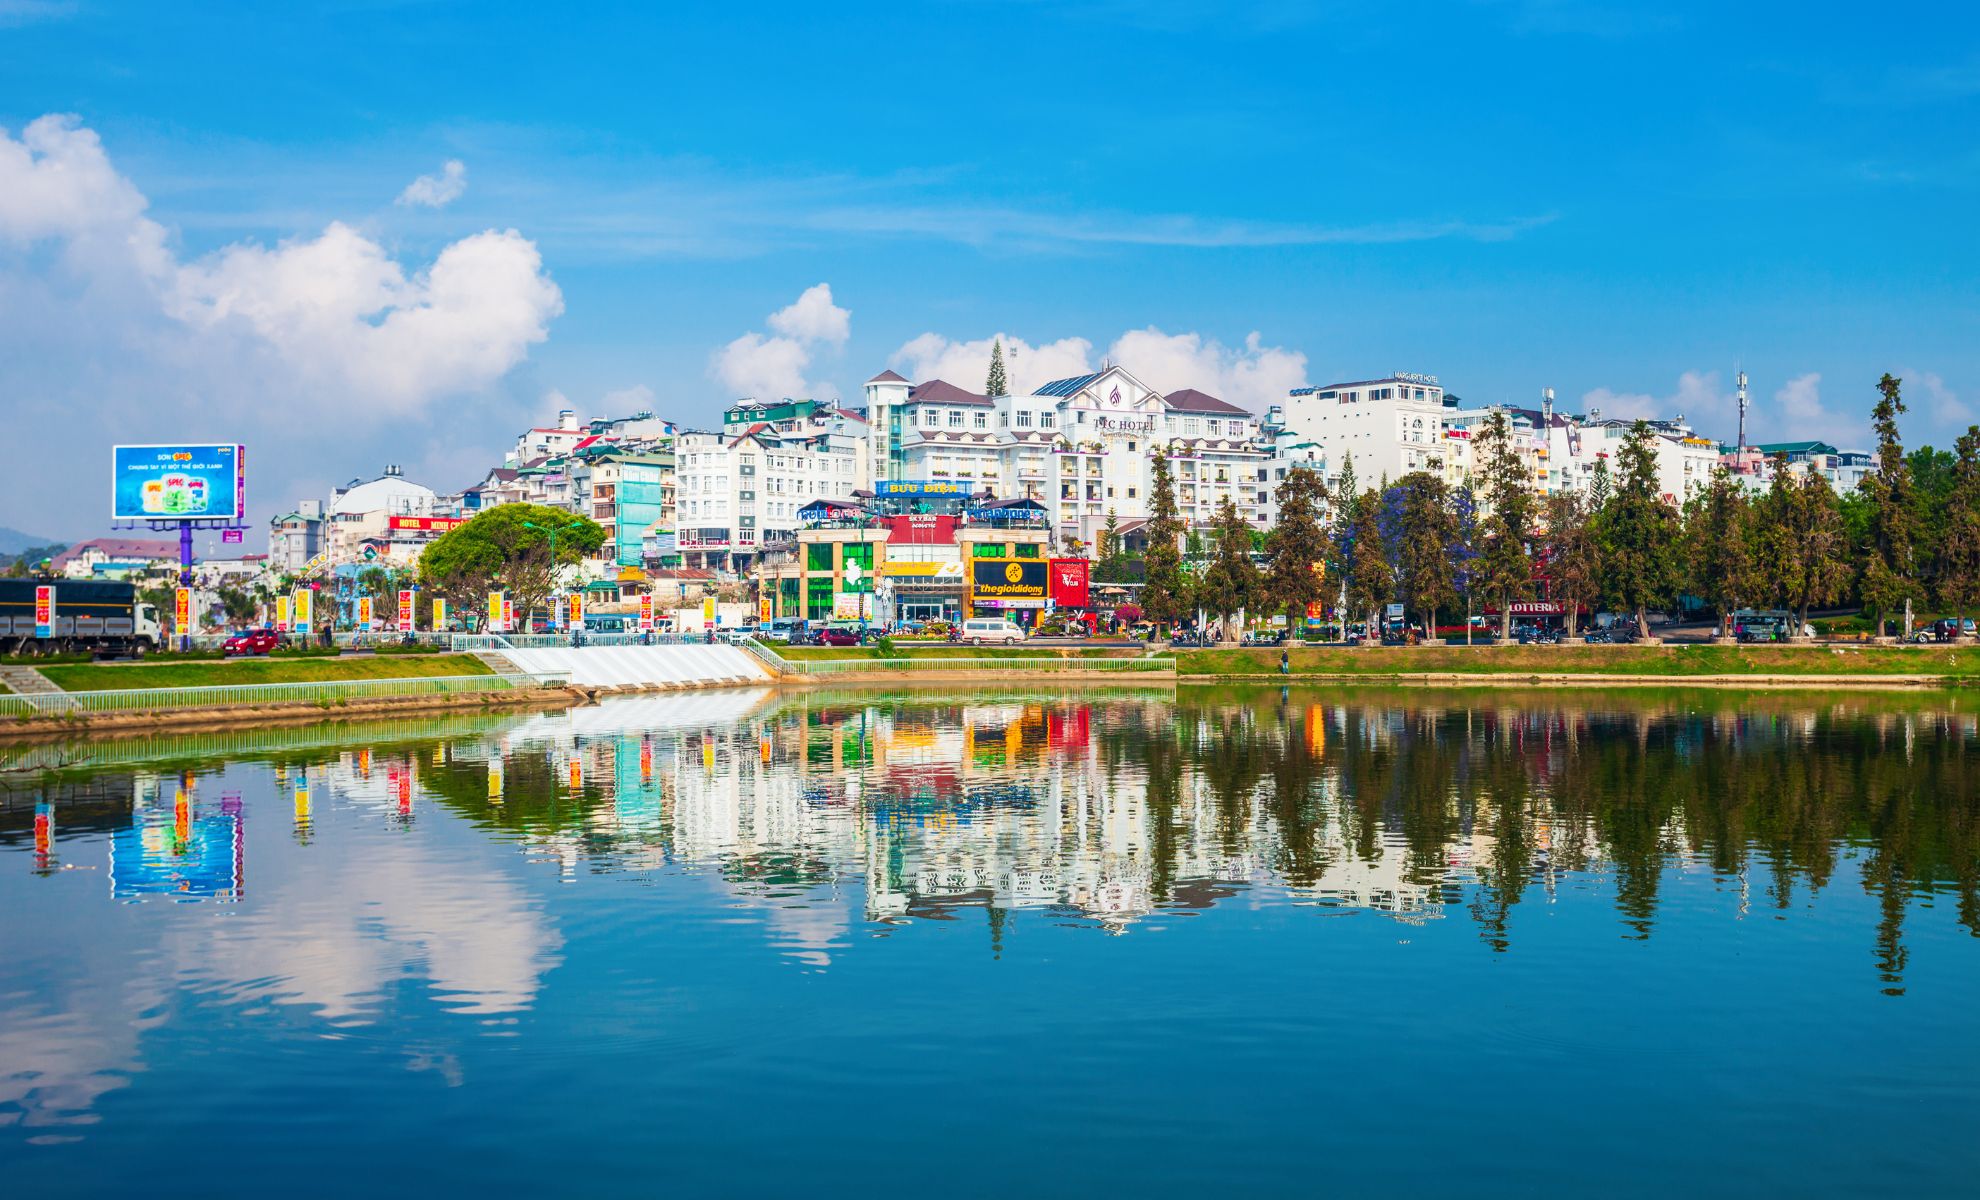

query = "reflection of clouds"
[
  {"left": 169, "top": 838, "right": 562, "bottom": 1020},
  {"left": 0, "top": 990, "right": 147, "bottom": 1134}
]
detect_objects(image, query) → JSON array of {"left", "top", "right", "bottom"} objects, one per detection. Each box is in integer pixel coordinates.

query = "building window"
[
  {"left": 1041, "top": 413, "right": 1055, "bottom": 428},
  {"left": 1017, "top": 411, "right": 1033, "bottom": 428},
  {"left": 922, "top": 410, "right": 937, "bottom": 427},
  {"left": 947, "top": 411, "right": 963, "bottom": 428},
  {"left": 1206, "top": 420, "right": 1221, "bottom": 436},
  {"left": 1014, "top": 543, "right": 1040, "bottom": 559},
  {"left": 973, "top": 412, "right": 987, "bottom": 429}
]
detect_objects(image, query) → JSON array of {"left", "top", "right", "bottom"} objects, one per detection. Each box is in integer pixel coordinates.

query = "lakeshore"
[{"left": 6, "top": 640, "right": 1980, "bottom": 741}]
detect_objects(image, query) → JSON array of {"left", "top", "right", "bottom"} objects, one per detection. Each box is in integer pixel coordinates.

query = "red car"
[
  {"left": 223, "top": 628, "right": 282, "bottom": 656},
  {"left": 813, "top": 627, "right": 862, "bottom": 647}
]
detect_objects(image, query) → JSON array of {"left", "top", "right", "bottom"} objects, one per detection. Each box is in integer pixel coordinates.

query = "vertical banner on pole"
[
  {"left": 488, "top": 592, "right": 504, "bottom": 632},
  {"left": 570, "top": 592, "right": 584, "bottom": 631},
  {"left": 555, "top": 594, "right": 568, "bottom": 631},
  {"left": 702, "top": 596, "right": 715, "bottom": 629},
  {"left": 357, "top": 595, "right": 373, "bottom": 630},
  {"left": 638, "top": 593, "right": 654, "bottom": 631},
  {"left": 34, "top": 585, "right": 55, "bottom": 639},
  {"left": 275, "top": 594, "right": 290, "bottom": 633},
  {"left": 397, "top": 589, "right": 413, "bottom": 633},
  {"left": 433, "top": 597, "right": 447, "bottom": 631},
  {"left": 174, "top": 587, "right": 191, "bottom": 635},
  {"left": 294, "top": 589, "right": 312, "bottom": 633}
]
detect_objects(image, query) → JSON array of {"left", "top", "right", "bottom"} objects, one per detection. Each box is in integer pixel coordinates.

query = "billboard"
[
  {"left": 884, "top": 514, "right": 959, "bottom": 544},
  {"left": 112, "top": 444, "right": 244, "bottom": 521},
  {"left": 1049, "top": 558, "right": 1090, "bottom": 609},
  {"left": 971, "top": 559, "right": 1047, "bottom": 607},
  {"left": 875, "top": 480, "right": 970, "bottom": 497},
  {"left": 386, "top": 516, "right": 464, "bottom": 533}
]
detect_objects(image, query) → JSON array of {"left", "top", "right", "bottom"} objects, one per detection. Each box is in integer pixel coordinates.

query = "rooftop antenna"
[{"left": 1736, "top": 368, "right": 1749, "bottom": 453}]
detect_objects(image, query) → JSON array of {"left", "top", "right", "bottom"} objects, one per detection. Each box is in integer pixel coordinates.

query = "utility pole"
[{"left": 1736, "top": 369, "right": 1749, "bottom": 454}]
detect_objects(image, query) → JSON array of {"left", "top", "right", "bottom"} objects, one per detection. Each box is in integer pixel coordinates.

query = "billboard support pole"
[{"left": 179, "top": 523, "right": 194, "bottom": 651}]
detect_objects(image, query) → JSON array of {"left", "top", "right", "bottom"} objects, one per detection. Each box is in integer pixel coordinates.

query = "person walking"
[{"left": 1279, "top": 648, "right": 1290, "bottom": 676}]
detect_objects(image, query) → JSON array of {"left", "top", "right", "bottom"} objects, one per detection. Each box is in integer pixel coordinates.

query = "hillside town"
[{"left": 14, "top": 360, "right": 1977, "bottom": 644}]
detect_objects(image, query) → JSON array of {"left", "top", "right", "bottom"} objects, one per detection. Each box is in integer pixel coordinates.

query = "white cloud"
[
  {"left": 1107, "top": 327, "right": 1308, "bottom": 411},
  {"left": 1900, "top": 368, "right": 1973, "bottom": 427},
  {"left": 713, "top": 332, "right": 813, "bottom": 399},
  {"left": 601, "top": 383, "right": 656, "bottom": 411},
  {"left": 0, "top": 114, "right": 562, "bottom": 535},
  {"left": 890, "top": 332, "right": 1095, "bottom": 394},
  {"left": 888, "top": 326, "right": 1307, "bottom": 411},
  {"left": 766, "top": 282, "right": 850, "bottom": 345},
  {"left": 1580, "top": 370, "right": 1867, "bottom": 447},
  {"left": 710, "top": 284, "right": 851, "bottom": 400},
  {"left": 396, "top": 158, "right": 467, "bottom": 208}
]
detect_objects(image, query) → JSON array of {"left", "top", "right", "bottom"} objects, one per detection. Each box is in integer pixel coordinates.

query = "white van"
[{"left": 961, "top": 617, "right": 1026, "bottom": 645}]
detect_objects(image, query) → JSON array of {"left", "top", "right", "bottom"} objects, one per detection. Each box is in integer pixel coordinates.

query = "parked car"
[
  {"left": 759, "top": 618, "right": 803, "bottom": 643},
  {"left": 961, "top": 617, "right": 1027, "bottom": 645},
  {"left": 1911, "top": 618, "right": 1974, "bottom": 643},
  {"left": 223, "top": 628, "right": 282, "bottom": 657}
]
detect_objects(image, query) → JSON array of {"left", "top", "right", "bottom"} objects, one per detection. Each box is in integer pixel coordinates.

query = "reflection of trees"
[{"left": 384, "top": 688, "right": 1976, "bottom": 991}]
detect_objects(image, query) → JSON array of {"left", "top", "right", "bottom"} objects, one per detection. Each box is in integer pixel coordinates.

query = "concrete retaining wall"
[{"left": 499, "top": 644, "right": 773, "bottom": 690}]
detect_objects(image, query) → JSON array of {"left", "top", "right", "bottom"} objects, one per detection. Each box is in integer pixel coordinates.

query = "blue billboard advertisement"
[
  {"left": 875, "top": 480, "right": 971, "bottom": 497},
  {"left": 112, "top": 443, "right": 244, "bottom": 521}
]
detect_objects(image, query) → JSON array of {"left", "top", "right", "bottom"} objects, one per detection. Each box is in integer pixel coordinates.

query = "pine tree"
[
  {"left": 1100, "top": 508, "right": 1122, "bottom": 561},
  {"left": 1265, "top": 466, "right": 1329, "bottom": 634},
  {"left": 1594, "top": 421, "right": 1683, "bottom": 639},
  {"left": 1141, "top": 452, "right": 1187, "bottom": 627},
  {"left": 1327, "top": 452, "right": 1360, "bottom": 617},
  {"left": 1757, "top": 459, "right": 1850, "bottom": 634},
  {"left": 1541, "top": 490, "right": 1599, "bottom": 637},
  {"left": 1686, "top": 469, "right": 1759, "bottom": 636},
  {"left": 1860, "top": 373, "right": 1921, "bottom": 631},
  {"left": 1474, "top": 409, "right": 1535, "bottom": 638},
  {"left": 1198, "top": 494, "right": 1261, "bottom": 637},
  {"left": 1386, "top": 472, "right": 1458, "bottom": 636},
  {"left": 1588, "top": 456, "right": 1612, "bottom": 510},
  {"left": 985, "top": 339, "right": 1009, "bottom": 398},
  {"left": 1343, "top": 489, "right": 1391, "bottom": 633},
  {"left": 1938, "top": 426, "right": 1980, "bottom": 631}
]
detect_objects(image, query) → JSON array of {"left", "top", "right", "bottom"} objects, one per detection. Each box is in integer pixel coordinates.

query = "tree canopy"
[{"left": 418, "top": 504, "right": 606, "bottom": 625}]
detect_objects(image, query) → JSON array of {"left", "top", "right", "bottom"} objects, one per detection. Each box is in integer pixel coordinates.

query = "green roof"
[{"left": 1752, "top": 440, "right": 1836, "bottom": 455}]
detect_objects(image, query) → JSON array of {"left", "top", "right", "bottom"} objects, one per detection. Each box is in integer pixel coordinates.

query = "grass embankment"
[
  {"left": 775, "top": 644, "right": 1151, "bottom": 661},
  {"left": 1181, "top": 644, "right": 1980, "bottom": 680},
  {"left": 40, "top": 654, "right": 495, "bottom": 692}
]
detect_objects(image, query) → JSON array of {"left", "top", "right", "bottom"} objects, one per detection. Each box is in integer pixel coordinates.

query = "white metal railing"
[{"left": 0, "top": 671, "right": 570, "bottom": 718}]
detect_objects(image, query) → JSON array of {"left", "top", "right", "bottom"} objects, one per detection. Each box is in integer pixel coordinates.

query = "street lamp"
[{"left": 522, "top": 520, "right": 565, "bottom": 630}]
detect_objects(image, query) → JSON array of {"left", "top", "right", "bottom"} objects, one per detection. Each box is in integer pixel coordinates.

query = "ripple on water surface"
[{"left": 1, "top": 687, "right": 1977, "bottom": 1195}]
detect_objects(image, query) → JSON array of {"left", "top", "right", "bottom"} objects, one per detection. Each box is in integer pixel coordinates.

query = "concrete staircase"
[
  {"left": 0, "top": 663, "right": 60, "bottom": 694},
  {"left": 472, "top": 650, "right": 525, "bottom": 675}
]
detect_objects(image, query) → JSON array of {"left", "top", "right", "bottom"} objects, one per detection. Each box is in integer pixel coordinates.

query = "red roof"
[
  {"left": 49, "top": 537, "right": 181, "bottom": 570},
  {"left": 867, "top": 369, "right": 908, "bottom": 384},
  {"left": 909, "top": 379, "right": 993, "bottom": 407},
  {"left": 1163, "top": 388, "right": 1251, "bottom": 416}
]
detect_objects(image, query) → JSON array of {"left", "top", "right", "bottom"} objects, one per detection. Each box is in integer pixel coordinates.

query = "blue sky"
[{"left": 2, "top": 0, "right": 1976, "bottom": 539}]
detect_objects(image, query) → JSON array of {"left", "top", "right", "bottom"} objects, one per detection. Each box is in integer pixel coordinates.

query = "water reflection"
[{"left": 2, "top": 687, "right": 1977, "bottom": 1146}]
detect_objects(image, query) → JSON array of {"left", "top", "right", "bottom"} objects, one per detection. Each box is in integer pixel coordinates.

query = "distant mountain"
[{"left": 0, "top": 526, "right": 68, "bottom": 556}]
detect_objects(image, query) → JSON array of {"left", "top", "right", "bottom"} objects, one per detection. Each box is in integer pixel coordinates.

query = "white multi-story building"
[
  {"left": 1279, "top": 373, "right": 1449, "bottom": 489},
  {"left": 673, "top": 407, "right": 870, "bottom": 573},
  {"left": 862, "top": 364, "right": 1271, "bottom": 545}
]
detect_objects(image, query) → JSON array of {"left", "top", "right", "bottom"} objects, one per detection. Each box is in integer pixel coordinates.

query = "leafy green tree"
[
  {"left": 1594, "top": 421, "right": 1683, "bottom": 638},
  {"left": 1198, "top": 494, "right": 1261, "bottom": 636},
  {"left": 1473, "top": 410, "right": 1534, "bottom": 638},
  {"left": 1139, "top": 454, "right": 1187, "bottom": 628},
  {"left": 985, "top": 338, "right": 1009, "bottom": 398},
  {"left": 1938, "top": 427, "right": 1980, "bottom": 630},
  {"left": 418, "top": 504, "right": 606, "bottom": 627},
  {"left": 1327, "top": 452, "right": 1360, "bottom": 614},
  {"left": 1541, "top": 490, "right": 1600, "bottom": 637},
  {"left": 216, "top": 585, "right": 258, "bottom": 626},
  {"left": 1756, "top": 459, "right": 1851, "bottom": 634},
  {"left": 1387, "top": 472, "right": 1458, "bottom": 635},
  {"left": 1685, "top": 469, "right": 1760, "bottom": 635},
  {"left": 1265, "top": 466, "right": 1329, "bottom": 634},
  {"left": 1859, "top": 373, "right": 1921, "bottom": 629},
  {"left": 1343, "top": 488, "right": 1391, "bottom": 632}
]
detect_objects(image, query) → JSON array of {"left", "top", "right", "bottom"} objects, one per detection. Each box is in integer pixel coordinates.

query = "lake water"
[{"left": 3, "top": 686, "right": 1978, "bottom": 1196}]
